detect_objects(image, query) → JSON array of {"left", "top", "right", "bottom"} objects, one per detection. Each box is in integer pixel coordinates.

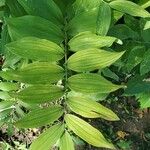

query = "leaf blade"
[
  {"left": 15, "top": 106, "right": 64, "bottom": 128},
  {"left": 65, "top": 114, "right": 115, "bottom": 149}
]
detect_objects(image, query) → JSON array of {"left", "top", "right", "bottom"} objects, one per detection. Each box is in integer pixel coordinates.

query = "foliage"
[{"left": 0, "top": 0, "right": 150, "bottom": 150}]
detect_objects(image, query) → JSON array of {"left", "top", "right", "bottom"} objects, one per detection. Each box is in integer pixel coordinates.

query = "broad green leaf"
[
  {"left": 68, "top": 91, "right": 108, "bottom": 102},
  {"left": 11, "top": 85, "right": 64, "bottom": 104},
  {"left": 68, "top": 32, "right": 122, "bottom": 52},
  {"left": 68, "top": 9, "right": 98, "bottom": 36},
  {"left": 73, "top": 0, "right": 100, "bottom": 15},
  {"left": 30, "top": 123, "right": 64, "bottom": 150},
  {"left": 0, "top": 101, "right": 14, "bottom": 112},
  {"left": 137, "top": 92, "right": 150, "bottom": 109},
  {"left": 0, "top": 91, "right": 12, "bottom": 100},
  {"left": 27, "top": 0, "right": 63, "bottom": 25},
  {"left": 0, "top": 82, "right": 19, "bottom": 91},
  {"left": 6, "top": 15, "right": 64, "bottom": 44},
  {"left": 15, "top": 106, "right": 64, "bottom": 128},
  {"left": 68, "top": 49, "right": 124, "bottom": 72},
  {"left": 6, "top": 0, "right": 27, "bottom": 17},
  {"left": 124, "top": 76, "right": 150, "bottom": 95},
  {"left": 97, "top": 0, "right": 111, "bottom": 35},
  {"left": 108, "top": 24, "right": 139, "bottom": 40},
  {"left": 0, "top": 62, "right": 64, "bottom": 84},
  {"left": 5, "top": 37, "right": 64, "bottom": 62},
  {"left": 109, "top": 0, "right": 150, "bottom": 18},
  {"left": 66, "top": 95, "right": 119, "bottom": 121},
  {"left": 68, "top": 73, "right": 125, "bottom": 93},
  {"left": 140, "top": 50, "right": 150, "bottom": 75},
  {"left": 65, "top": 114, "right": 115, "bottom": 149},
  {"left": 59, "top": 131, "right": 75, "bottom": 150}
]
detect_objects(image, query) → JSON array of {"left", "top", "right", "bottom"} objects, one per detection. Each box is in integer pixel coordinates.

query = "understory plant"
[{"left": 0, "top": 0, "right": 150, "bottom": 150}]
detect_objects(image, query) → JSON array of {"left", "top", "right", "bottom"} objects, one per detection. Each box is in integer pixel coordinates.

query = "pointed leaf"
[
  {"left": 5, "top": 37, "right": 64, "bottom": 62},
  {"left": 68, "top": 33, "right": 122, "bottom": 52},
  {"left": 27, "top": 0, "right": 63, "bottom": 25},
  {"left": 109, "top": 0, "right": 150, "bottom": 18},
  {"left": 11, "top": 85, "right": 64, "bottom": 104},
  {"left": 66, "top": 95, "right": 119, "bottom": 121},
  {"left": 97, "top": 0, "right": 111, "bottom": 35},
  {"left": 59, "top": 131, "right": 75, "bottom": 150},
  {"left": 65, "top": 114, "right": 115, "bottom": 149},
  {"left": 68, "top": 49, "right": 124, "bottom": 72},
  {"left": 6, "top": 15, "right": 64, "bottom": 44},
  {"left": 30, "top": 123, "right": 64, "bottom": 150},
  {"left": 68, "top": 73, "right": 125, "bottom": 93},
  {"left": 6, "top": 0, "right": 27, "bottom": 17},
  {"left": 15, "top": 106, "right": 64, "bottom": 128},
  {"left": 0, "top": 62, "right": 64, "bottom": 84}
]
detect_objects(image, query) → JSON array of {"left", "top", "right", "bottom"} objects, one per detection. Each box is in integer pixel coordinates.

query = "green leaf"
[
  {"left": 0, "top": 109, "right": 12, "bottom": 121},
  {"left": 68, "top": 9, "right": 98, "bottom": 36},
  {"left": 0, "top": 82, "right": 19, "bottom": 91},
  {"left": 66, "top": 95, "right": 119, "bottom": 121},
  {"left": 11, "top": 85, "right": 64, "bottom": 104},
  {"left": 97, "top": 0, "right": 111, "bottom": 35},
  {"left": 68, "top": 32, "right": 122, "bottom": 52},
  {"left": 68, "top": 0, "right": 103, "bottom": 36},
  {"left": 15, "top": 106, "right": 64, "bottom": 128},
  {"left": 68, "top": 49, "right": 124, "bottom": 72},
  {"left": 108, "top": 24, "right": 139, "bottom": 40},
  {"left": 5, "top": 37, "right": 64, "bottom": 62},
  {"left": 68, "top": 91, "right": 108, "bottom": 102},
  {"left": 65, "top": 114, "right": 115, "bottom": 149},
  {"left": 102, "top": 68, "right": 119, "bottom": 81},
  {"left": 72, "top": 0, "right": 100, "bottom": 15},
  {"left": 0, "top": 101, "right": 14, "bottom": 112},
  {"left": 30, "top": 123, "right": 64, "bottom": 150},
  {"left": 0, "top": 91, "right": 12, "bottom": 100},
  {"left": 6, "top": 0, "right": 28, "bottom": 17},
  {"left": 137, "top": 92, "right": 150, "bottom": 109},
  {"left": 27, "top": 0, "right": 63, "bottom": 26},
  {"left": 124, "top": 76, "right": 150, "bottom": 95},
  {"left": 6, "top": 15, "right": 64, "bottom": 44},
  {"left": 125, "top": 46, "right": 145, "bottom": 72},
  {"left": 109, "top": 0, "right": 150, "bottom": 18},
  {"left": 140, "top": 49, "right": 150, "bottom": 75},
  {"left": 59, "top": 131, "right": 75, "bottom": 150},
  {"left": 0, "top": 62, "right": 64, "bottom": 84},
  {"left": 68, "top": 73, "right": 125, "bottom": 93},
  {"left": 0, "top": 0, "right": 5, "bottom": 7}
]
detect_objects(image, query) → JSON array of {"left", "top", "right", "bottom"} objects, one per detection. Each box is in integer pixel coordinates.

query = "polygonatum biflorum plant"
[{"left": 0, "top": 0, "right": 150, "bottom": 149}]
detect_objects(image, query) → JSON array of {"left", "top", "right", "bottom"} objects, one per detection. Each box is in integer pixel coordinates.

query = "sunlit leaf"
[
  {"left": 68, "top": 49, "right": 124, "bottom": 72},
  {"left": 15, "top": 106, "right": 64, "bottom": 128},
  {"left": 30, "top": 123, "right": 64, "bottom": 150},
  {"left": 65, "top": 114, "right": 115, "bottom": 149},
  {"left": 68, "top": 73, "right": 125, "bottom": 93},
  {"left": 5, "top": 37, "right": 64, "bottom": 62}
]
